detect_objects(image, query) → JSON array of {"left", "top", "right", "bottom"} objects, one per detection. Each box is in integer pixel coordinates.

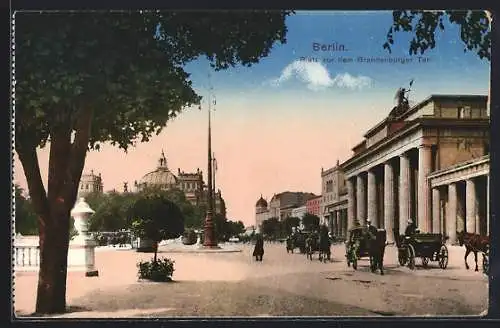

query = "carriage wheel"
[
  {"left": 422, "top": 257, "right": 429, "bottom": 268},
  {"left": 398, "top": 249, "right": 407, "bottom": 266},
  {"left": 483, "top": 255, "right": 489, "bottom": 275},
  {"left": 407, "top": 245, "right": 416, "bottom": 270},
  {"left": 438, "top": 245, "right": 449, "bottom": 269}
]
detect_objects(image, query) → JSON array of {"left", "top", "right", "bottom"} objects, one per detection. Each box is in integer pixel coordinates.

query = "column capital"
[{"left": 418, "top": 144, "right": 433, "bottom": 149}]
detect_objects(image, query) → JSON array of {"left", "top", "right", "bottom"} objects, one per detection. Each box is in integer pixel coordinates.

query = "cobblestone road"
[{"left": 13, "top": 242, "right": 488, "bottom": 318}]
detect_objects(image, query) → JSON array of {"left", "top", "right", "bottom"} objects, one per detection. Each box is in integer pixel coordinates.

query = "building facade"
[
  {"left": 255, "top": 195, "right": 271, "bottom": 233},
  {"left": 254, "top": 191, "right": 317, "bottom": 231},
  {"left": 321, "top": 161, "right": 348, "bottom": 238},
  {"left": 291, "top": 205, "right": 308, "bottom": 229},
  {"left": 306, "top": 195, "right": 322, "bottom": 217},
  {"left": 78, "top": 170, "right": 104, "bottom": 196},
  {"left": 133, "top": 150, "right": 226, "bottom": 217},
  {"left": 340, "top": 94, "right": 489, "bottom": 244}
]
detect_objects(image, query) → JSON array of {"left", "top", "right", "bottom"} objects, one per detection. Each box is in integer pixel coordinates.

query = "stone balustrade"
[{"left": 13, "top": 238, "right": 40, "bottom": 270}]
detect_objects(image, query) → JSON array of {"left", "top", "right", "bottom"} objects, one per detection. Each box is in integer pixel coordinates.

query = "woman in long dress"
[{"left": 253, "top": 234, "right": 264, "bottom": 261}]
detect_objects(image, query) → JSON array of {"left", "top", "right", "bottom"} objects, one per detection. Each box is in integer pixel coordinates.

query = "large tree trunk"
[
  {"left": 35, "top": 200, "right": 71, "bottom": 313},
  {"left": 16, "top": 107, "right": 94, "bottom": 314}
]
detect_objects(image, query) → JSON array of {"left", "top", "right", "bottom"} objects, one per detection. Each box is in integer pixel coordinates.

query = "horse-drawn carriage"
[
  {"left": 345, "top": 226, "right": 388, "bottom": 274},
  {"left": 285, "top": 232, "right": 306, "bottom": 254},
  {"left": 305, "top": 231, "right": 331, "bottom": 262},
  {"left": 395, "top": 229, "right": 449, "bottom": 270}
]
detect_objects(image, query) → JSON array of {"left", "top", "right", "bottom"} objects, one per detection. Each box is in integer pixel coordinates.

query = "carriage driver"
[
  {"left": 366, "top": 219, "right": 378, "bottom": 239},
  {"left": 405, "top": 218, "right": 417, "bottom": 236}
]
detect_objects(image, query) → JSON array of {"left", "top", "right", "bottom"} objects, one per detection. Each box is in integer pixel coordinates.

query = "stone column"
[
  {"left": 487, "top": 175, "right": 490, "bottom": 235},
  {"left": 336, "top": 211, "right": 341, "bottom": 236},
  {"left": 339, "top": 210, "right": 344, "bottom": 238},
  {"left": 418, "top": 144, "right": 433, "bottom": 233},
  {"left": 466, "top": 178, "right": 477, "bottom": 233},
  {"left": 347, "top": 178, "right": 355, "bottom": 230},
  {"left": 367, "top": 169, "right": 378, "bottom": 227},
  {"left": 447, "top": 183, "right": 458, "bottom": 244},
  {"left": 384, "top": 162, "right": 395, "bottom": 243},
  {"left": 432, "top": 188, "right": 441, "bottom": 233},
  {"left": 356, "top": 174, "right": 366, "bottom": 225},
  {"left": 399, "top": 153, "right": 410, "bottom": 233}
]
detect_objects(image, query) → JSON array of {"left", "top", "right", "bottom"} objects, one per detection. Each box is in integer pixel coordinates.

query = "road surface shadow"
[{"left": 16, "top": 305, "right": 92, "bottom": 318}]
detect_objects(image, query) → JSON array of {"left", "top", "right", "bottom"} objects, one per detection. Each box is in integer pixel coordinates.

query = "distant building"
[
  {"left": 78, "top": 170, "right": 104, "bottom": 197},
  {"left": 291, "top": 205, "right": 308, "bottom": 229},
  {"left": 255, "top": 195, "right": 270, "bottom": 233},
  {"left": 132, "top": 150, "right": 226, "bottom": 217},
  {"left": 320, "top": 161, "right": 348, "bottom": 238},
  {"left": 254, "top": 191, "right": 317, "bottom": 231},
  {"left": 306, "top": 195, "right": 322, "bottom": 217}
]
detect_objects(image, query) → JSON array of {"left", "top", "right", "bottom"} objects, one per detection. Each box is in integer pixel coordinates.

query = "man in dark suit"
[{"left": 405, "top": 218, "right": 417, "bottom": 236}]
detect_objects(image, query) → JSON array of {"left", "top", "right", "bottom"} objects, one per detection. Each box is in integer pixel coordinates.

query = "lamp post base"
[{"left": 203, "top": 211, "right": 218, "bottom": 248}]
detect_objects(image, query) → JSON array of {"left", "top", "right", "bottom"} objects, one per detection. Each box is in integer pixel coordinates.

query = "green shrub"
[{"left": 137, "top": 257, "right": 175, "bottom": 282}]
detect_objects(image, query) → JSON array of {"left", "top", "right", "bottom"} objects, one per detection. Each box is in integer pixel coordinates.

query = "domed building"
[
  {"left": 136, "top": 150, "right": 178, "bottom": 190},
  {"left": 132, "top": 150, "right": 226, "bottom": 216},
  {"left": 255, "top": 195, "right": 271, "bottom": 233},
  {"left": 78, "top": 170, "right": 103, "bottom": 197}
]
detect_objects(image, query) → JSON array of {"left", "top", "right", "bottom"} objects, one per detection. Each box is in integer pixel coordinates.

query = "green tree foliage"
[
  {"left": 88, "top": 192, "right": 136, "bottom": 232},
  {"left": 14, "top": 184, "right": 38, "bottom": 235},
  {"left": 261, "top": 217, "right": 281, "bottom": 239},
  {"left": 139, "top": 186, "right": 204, "bottom": 228},
  {"left": 227, "top": 220, "right": 246, "bottom": 237},
  {"left": 302, "top": 213, "right": 320, "bottom": 232},
  {"left": 15, "top": 10, "right": 290, "bottom": 313},
  {"left": 383, "top": 10, "right": 491, "bottom": 60},
  {"left": 128, "top": 194, "right": 185, "bottom": 262},
  {"left": 282, "top": 216, "right": 301, "bottom": 235},
  {"left": 213, "top": 213, "right": 228, "bottom": 241}
]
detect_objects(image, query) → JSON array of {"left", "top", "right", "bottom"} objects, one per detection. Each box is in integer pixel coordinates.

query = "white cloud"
[{"left": 267, "top": 60, "right": 372, "bottom": 91}]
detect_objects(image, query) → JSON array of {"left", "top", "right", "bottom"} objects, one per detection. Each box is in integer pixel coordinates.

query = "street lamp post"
[{"left": 202, "top": 91, "right": 219, "bottom": 248}]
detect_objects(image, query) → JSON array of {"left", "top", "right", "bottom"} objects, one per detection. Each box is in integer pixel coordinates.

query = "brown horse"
[{"left": 457, "top": 231, "right": 489, "bottom": 272}]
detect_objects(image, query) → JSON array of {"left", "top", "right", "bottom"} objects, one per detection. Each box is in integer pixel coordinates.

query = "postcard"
[{"left": 12, "top": 9, "right": 491, "bottom": 318}]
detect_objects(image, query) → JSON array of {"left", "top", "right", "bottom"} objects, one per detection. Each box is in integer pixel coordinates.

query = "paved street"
[{"left": 14, "top": 242, "right": 488, "bottom": 318}]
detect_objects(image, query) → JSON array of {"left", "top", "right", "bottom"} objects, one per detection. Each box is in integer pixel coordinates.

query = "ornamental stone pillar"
[
  {"left": 68, "top": 198, "right": 99, "bottom": 277},
  {"left": 384, "top": 161, "right": 395, "bottom": 243}
]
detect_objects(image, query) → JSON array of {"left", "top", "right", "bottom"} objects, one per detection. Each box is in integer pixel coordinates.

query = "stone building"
[
  {"left": 254, "top": 191, "right": 317, "bottom": 231},
  {"left": 133, "top": 150, "right": 226, "bottom": 217},
  {"left": 306, "top": 195, "right": 322, "bottom": 217},
  {"left": 291, "top": 205, "right": 308, "bottom": 229},
  {"left": 78, "top": 170, "right": 103, "bottom": 196},
  {"left": 320, "top": 161, "right": 348, "bottom": 238},
  {"left": 255, "top": 195, "right": 270, "bottom": 232},
  {"left": 340, "top": 94, "right": 489, "bottom": 244}
]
